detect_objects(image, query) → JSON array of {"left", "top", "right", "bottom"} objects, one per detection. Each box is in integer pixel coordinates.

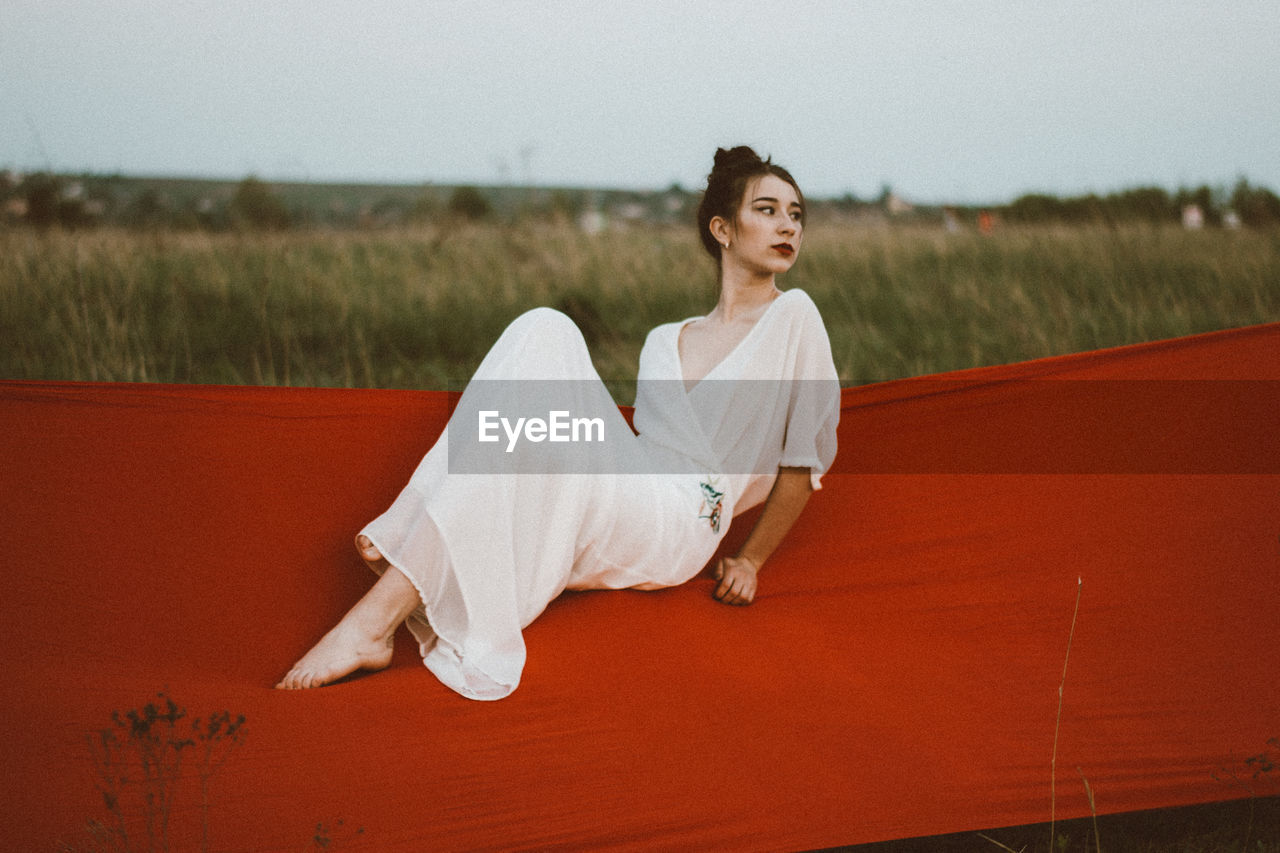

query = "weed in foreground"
[
  {"left": 1213, "top": 737, "right": 1280, "bottom": 851},
  {"left": 312, "top": 818, "right": 366, "bottom": 849},
  {"left": 60, "top": 692, "right": 368, "bottom": 852},
  {"left": 62, "top": 691, "right": 246, "bottom": 853}
]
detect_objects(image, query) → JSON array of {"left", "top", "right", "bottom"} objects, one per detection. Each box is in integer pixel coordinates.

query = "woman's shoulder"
[
  {"left": 639, "top": 314, "right": 696, "bottom": 365},
  {"left": 775, "top": 287, "right": 818, "bottom": 311},
  {"left": 772, "top": 288, "right": 828, "bottom": 330},
  {"left": 643, "top": 289, "right": 821, "bottom": 342},
  {"left": 644, "top": 312, "right": 702, "bottom": 342}
]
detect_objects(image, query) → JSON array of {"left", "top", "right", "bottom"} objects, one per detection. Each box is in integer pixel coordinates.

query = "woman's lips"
[{"left": 772, "top": 243, "right": 795, "bottom": 256}]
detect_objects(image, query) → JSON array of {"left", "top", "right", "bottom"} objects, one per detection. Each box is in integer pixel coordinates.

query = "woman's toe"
[{"left": 355, "top": 535, "right": 383, "bottom": 562}]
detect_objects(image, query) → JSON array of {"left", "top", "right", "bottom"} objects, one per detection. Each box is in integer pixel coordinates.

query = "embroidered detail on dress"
[{"left": 698, "top": 476, "right": 725, "bottom": 533}]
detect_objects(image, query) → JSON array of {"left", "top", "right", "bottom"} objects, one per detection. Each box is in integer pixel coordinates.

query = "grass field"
[{"left": 2, "top": 221, "right": 1277, "bottom": 390}]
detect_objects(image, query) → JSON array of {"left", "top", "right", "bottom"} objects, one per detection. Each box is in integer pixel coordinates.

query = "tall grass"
[{"left": 2, "top": 222, "right": 1276, "bottom": 389}]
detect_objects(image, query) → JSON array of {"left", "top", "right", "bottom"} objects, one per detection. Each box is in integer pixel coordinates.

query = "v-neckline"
[{"left": 676, "top": 291, "right": 787, "bottom": 394}]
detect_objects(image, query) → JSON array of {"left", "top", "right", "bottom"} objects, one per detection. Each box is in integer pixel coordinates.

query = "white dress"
[{"left": 360, "top": 288, "right": 840, "bottom": 699}]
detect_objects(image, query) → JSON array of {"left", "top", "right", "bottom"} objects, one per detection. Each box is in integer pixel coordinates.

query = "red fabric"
[{"left": 2, "top": 323, "right": 1278, "bottom": 851}]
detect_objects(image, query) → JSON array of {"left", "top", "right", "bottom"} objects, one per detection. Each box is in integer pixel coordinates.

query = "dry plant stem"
[
  {"left": 976, "top": 832, "right": 1025, "bottom": 852},
  {"left": 87, "top": 729, "right": 131, "bottom": 853},
  {"left": 197, "top": 713, "right": 246, "bottom": 853},
  {"left": 1050, "top": 577, "right": 1084, "bottom": 851},
  {"left": 1078, "top": 766, "right": 1100, "bottom": 853}
]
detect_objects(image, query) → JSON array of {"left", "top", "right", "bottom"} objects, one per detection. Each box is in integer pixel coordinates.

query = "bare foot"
[
  {"left": 275, "top": 618, "right": 394, "bottom": 690},
  {"left": 276, "top": 535, "right": 419, "bottom": 690},
  {"left": 278, "top": 537, "right": 389, "bottom": 689}
]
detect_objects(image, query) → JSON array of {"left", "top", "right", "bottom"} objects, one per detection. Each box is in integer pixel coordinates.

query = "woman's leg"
[
  {"left": 275, "top": 537, "right": 422, "bottom": 689},
  {"left": 279, "top": 310, "right": 603, "bottom": 692}
]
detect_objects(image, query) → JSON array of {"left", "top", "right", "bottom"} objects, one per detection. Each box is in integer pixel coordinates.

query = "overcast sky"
[{"left": 3, "top": 1, "right": 1278, "bottom": 203}]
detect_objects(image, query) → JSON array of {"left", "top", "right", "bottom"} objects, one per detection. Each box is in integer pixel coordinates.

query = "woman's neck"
[{"left": 713, "top": 267, "right": 780, "bottom": 322}]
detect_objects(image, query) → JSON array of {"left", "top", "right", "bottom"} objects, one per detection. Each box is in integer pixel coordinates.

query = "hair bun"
[{"left": 713, "top": 146, "right": 764, "bottom": 173}]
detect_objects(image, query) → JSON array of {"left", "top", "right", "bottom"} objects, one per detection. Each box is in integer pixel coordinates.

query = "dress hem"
[{"left": 358, "top": 526, "right": 521, "bottom": 701}]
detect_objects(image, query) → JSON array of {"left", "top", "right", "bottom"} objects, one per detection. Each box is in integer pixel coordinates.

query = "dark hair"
[{"left": 696, "top": 146, "right": 805, "bottom": 262}]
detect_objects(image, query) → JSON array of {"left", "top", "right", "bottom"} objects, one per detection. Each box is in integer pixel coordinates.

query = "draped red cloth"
[{"left": 2, "top": 323, "right": 1278, "bottom": 851}]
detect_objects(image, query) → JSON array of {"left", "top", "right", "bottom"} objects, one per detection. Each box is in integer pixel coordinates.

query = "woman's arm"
[{"left": 712, "top": 466, "right": 813, "bottom": 606}]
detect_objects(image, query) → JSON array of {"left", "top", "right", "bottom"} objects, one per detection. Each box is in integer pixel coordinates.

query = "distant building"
[
  {"left": 886, "top": 191, "right": 914, "bottom": 216},
  {"left": 613, "top": 202, "right": 648, "bottom": 224},
  {"left": 578, "top": 208, "right": 606, "bottom": 235},
  {"left": 1181, "top": 204, "right": 1204, "bottom": 230}
]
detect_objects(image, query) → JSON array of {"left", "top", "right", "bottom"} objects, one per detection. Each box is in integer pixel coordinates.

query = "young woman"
[{"left": 277, "top": 147, "right": 840, "bottom": 699}]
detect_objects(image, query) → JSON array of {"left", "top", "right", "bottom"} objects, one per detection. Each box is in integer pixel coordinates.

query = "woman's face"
[{"left": 721, "top": 174, "right": 804, "bottom": 275}]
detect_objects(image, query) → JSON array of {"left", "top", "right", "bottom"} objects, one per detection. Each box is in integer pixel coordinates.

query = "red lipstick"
[{"left": 772, "top": 243, "right": 795, "bottom": 257}]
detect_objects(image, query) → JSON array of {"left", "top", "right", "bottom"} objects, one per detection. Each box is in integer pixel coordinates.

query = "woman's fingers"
[
  {"left": 714, "top": 571, "right": 737, "bottom": 602},
  {"left": 713, "top": 566, "right": 756, "bottom": 605},
  {"left": 712, "top": 554, "right": 760, "bottom": 604}
]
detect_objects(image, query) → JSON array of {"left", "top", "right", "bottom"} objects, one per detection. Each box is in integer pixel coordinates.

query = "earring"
[{"left": 721, "top": 241, "right": 730, "bottom": 250}]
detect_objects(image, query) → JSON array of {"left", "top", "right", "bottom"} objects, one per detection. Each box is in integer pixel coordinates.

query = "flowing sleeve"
[{"left": 778, "top": 294, "right": 841, "bottom": 491}]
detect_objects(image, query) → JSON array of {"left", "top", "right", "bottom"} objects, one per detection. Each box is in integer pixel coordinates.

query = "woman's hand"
[
  {"left": 710, "top": 467, "right": 812, "bottom": 607},
  {"left": 713, "top": 555, "right": 759, "bottom": 606}
]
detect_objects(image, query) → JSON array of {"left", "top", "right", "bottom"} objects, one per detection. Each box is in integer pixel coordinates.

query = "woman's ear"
[{"left": 709, "top": 215, "right": 733, "bottom": 250}]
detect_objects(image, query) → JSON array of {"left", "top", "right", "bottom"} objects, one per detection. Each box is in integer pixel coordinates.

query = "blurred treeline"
[
  {"left": 1002, "top": 180, "right": 1280, "bottom": 228},
  {"left": 0, "top": 171, "right": 696, "bottom": 231},
  {"left": 3, "top": 169, "right": 1279, "bottom": 231}
]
